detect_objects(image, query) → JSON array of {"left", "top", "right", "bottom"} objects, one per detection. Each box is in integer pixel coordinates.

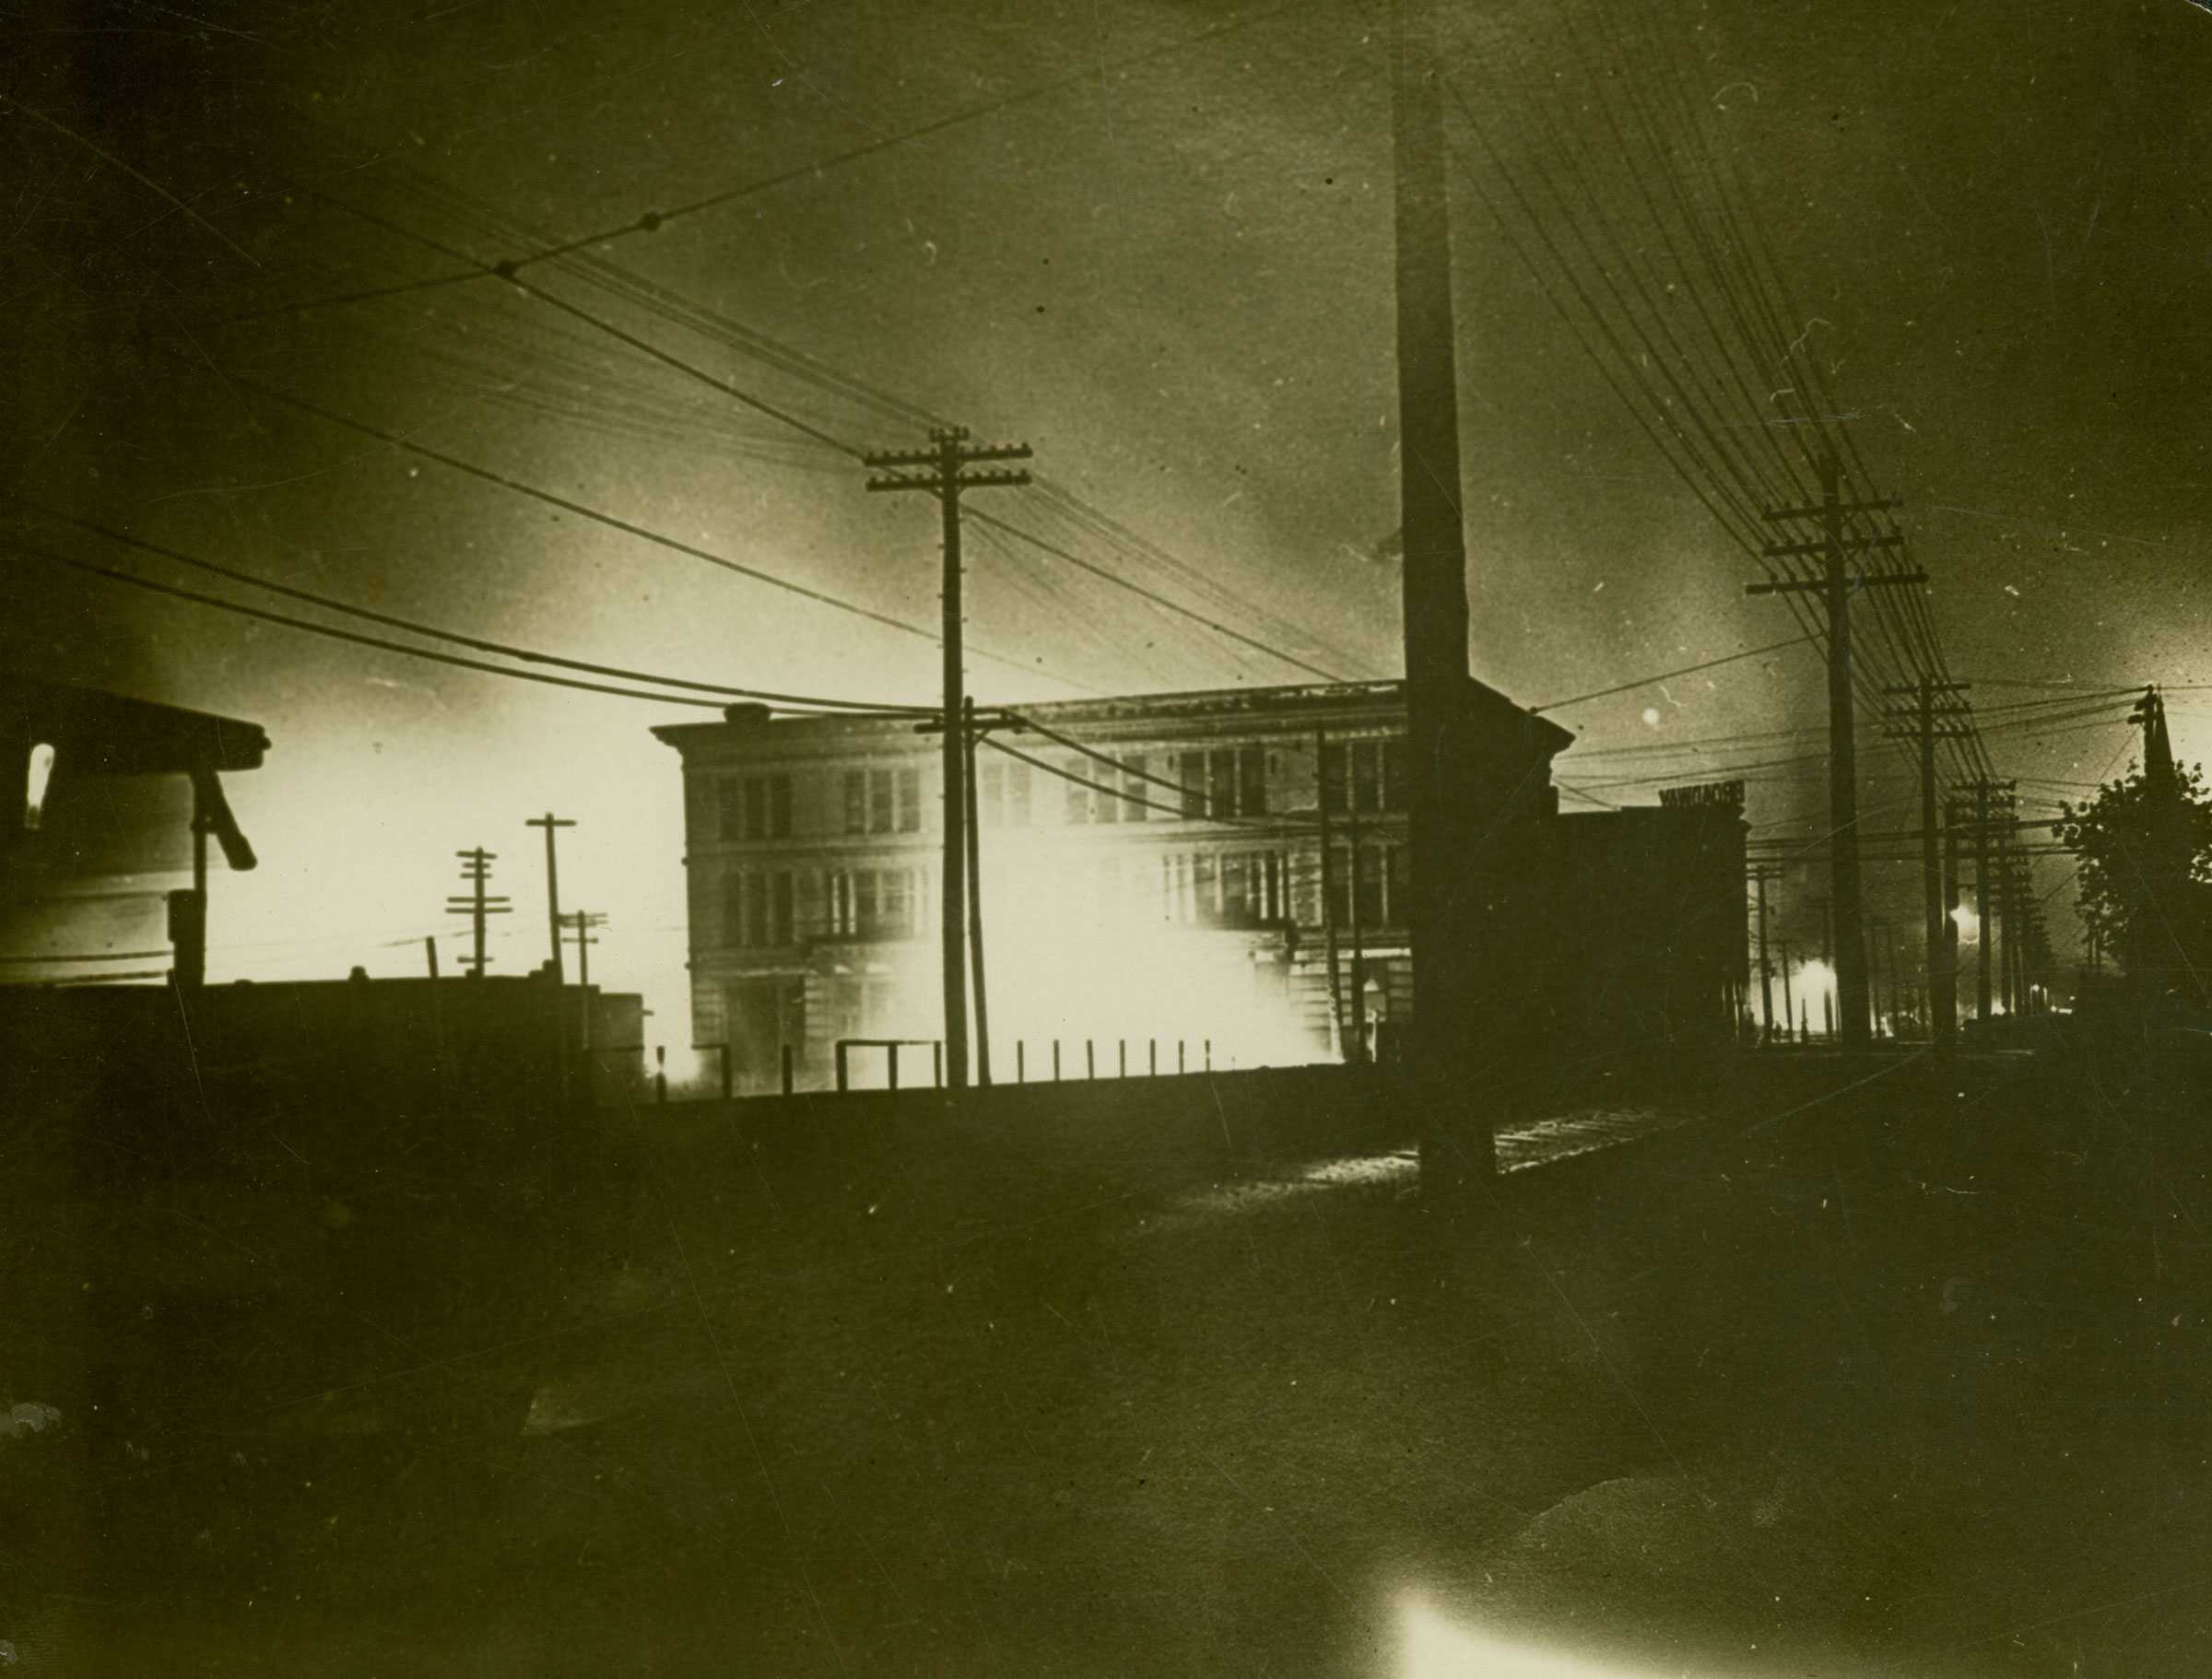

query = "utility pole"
[
  {"left": 1749, "top": 863, "right": 1782, "bottom": 1043},
  {"left": 446, "top": 848, "right": 510, "bottom": 975},
  {"left": 1395, "top": 0, "right": 1505, "bottom": 1192},
  {"left": 561, "top": 910, "right": 606, "bottom": 990},
  {"left": 865, "top": 427, "right": 1032, "bottom": 1093},
  {"left": 1882, "top": 918, "right": 1902, "bottom": 1039},
  {"left": 1943, "top": 794, "right": 1964, "bottom": 1032},
  {"left": 961, "top": 699, "right": 992, "bottom": 1086},
  {"left": 525, "top": 812, "right": 575, "bottom": 982},
  {"left": 918, "top": 705, "right": 1026, "bottom": 1087},
  {"left": 1778, "top": 939, "right": 1796, "bottom": 1048},
  {"left": 1963, "top": 780, "right": 2013, "bottom": 1024},
  {"left": 1317, "top": 732, "right": 1347, "bottom": 1060},
  {"left": 1884, "top": 678, "right": 1971, "bottom": 1047},
  {"left": 1868, "top": 916, "right": 1887, "bottom": 1039},
  {"left": 1750, "top": 456, "right": 1925, "bottom": 1050},
  {"left": 1347, "top": 751, "right": 1369, "bottom": 1066}
]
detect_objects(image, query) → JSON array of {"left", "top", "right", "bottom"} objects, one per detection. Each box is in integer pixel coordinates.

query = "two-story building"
[{"left": 653, "top": 677, "right": 1584, "bottom": 1089}]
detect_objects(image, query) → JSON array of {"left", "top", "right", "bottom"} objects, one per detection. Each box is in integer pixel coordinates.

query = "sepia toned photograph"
[{"left": 4, "top": 1, "right": 2208, "bottom": 1673}]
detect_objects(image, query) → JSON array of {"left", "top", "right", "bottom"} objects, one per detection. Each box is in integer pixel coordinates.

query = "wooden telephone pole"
[
  {"left": 1749, "top": 456, "right": 1925, "bottom": 1050},
  {"left": 865, "top": 428, "right": 1032, "bottom": 1093},
  {"left": 525, "top": 812, "right": 575, "bottom": 981},
  {"left": 447, "top": 847, "right": 511, "bottom": 975},
  {"left": 1748, "top": 863, "right": 1783, "bottom": 1043},
  {"left": 1883, "top": 677, "right": 1971, "bottom": 1048}
]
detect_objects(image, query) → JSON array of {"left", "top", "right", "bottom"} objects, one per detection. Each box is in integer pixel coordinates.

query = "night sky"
[{"left": 5, "top": 0, "right": 2208, "bottom": 1030}]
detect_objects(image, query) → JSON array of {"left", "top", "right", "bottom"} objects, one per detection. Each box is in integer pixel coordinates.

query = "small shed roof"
[{"left": 1, "top": 675, "right": 269, "bottom": 777}]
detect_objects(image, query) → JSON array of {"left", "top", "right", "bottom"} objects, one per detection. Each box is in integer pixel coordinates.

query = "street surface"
[{"left": 11, "top": 1064, "right": 2212, "bottom": 1675}]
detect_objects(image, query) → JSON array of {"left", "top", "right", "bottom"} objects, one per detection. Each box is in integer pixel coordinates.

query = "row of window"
[
  {"left": 718, "top": 844, "right": 1409, "bottom": 952},
  {"left": 707, "top": 735, "right": 1376, "bottom": 844},
  {"left": 717, "top": 773, "right": 794, "bottom": 842},
  {"left": 1063, "top": 745, "right": 1269, "bottom": 825},
  {"left": 721, "top": 866, "right": 929, "bottom": 949},
  {"left": 1320, "top": 739, "right": 1410, "bottom": 816}
]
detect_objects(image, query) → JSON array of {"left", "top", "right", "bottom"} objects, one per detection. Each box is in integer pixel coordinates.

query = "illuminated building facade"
[{"left": 654, "top": 679, "right": 1577, "bottom": 1090}]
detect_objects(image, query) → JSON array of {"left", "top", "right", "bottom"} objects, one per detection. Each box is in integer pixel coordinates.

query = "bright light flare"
[
  {"left": 1399, "top": 1597, "right": 1667, "bottom": 1678},
  {"left": 1949, "top": 904, "right": 1980, "bottom": 939}
]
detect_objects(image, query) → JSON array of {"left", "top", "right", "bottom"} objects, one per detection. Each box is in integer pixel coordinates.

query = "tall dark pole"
[
  {"left": 962, "top": 699, "right": 993, "bottom": 1087},
  {"left": 1316, "top": 732, "right": 1347, "bottom": 1060},
  {"left": 1347, "top": 760, "right": 1368, "bottom": 1066},
  {"left": 864, "top": 429, "right": 1031, "bottom": 1093},
  {"left": 1394, "top": 0, "right": 1489, "bottom": 1188},
  {"left": 1779, "top": 939, "right": 1795, "bottom": 1049},
  {"left": 1751, "top": 864, "right": 1780, "bottom": 1043},
  {"left": 1751, "top": 459, "right": 1922, "bottom": 1051},
  {"left": 1941, "top": 804, "right": 1961, "bottom": 1039},
  {"left": 1974, "top": 782, "right": 1994, "bottom": 1022},
  {"left": 525, "top": 812, "right": 574, "bottom": 982}
]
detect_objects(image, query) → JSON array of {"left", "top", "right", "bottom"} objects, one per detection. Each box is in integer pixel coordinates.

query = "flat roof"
[
  {"left": 1, "top": 675, "right": 269, "bottom": 776},
  {"left": 653, "top": 676, "right": 1575, "bottom": 758}
]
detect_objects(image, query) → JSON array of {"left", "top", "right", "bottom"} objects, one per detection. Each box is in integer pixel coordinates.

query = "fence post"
[
  {"left": 781, "top": 1043, "right": 794, "bottom": 1097},
  {"left": 1205, "top": 1038, "right": 1212, "bottom": 1072},
  {"left": 1017, "top": 1039, "right": 1026, "bottom": 1083},
  {"left": 889, "top": 1044, "right": 900, "bottom": 1092},
  {"left": 1119, "top": 1039, "right": 1127, "bottom": 1077},
  {"left": 836, "top": 1041, "right": 850, "bottom": 1092},
  {"left": 1178, "top": 1039, "right": 1185, "bottom": 1075},
  {"left": 933, "top": 1041, "right": 943, "bottom": 1088},
  {"left": 1149, "top": 1039, "right": 1157, "bottom": 1076},
  {"left": 655, "top": 1045, "right": 666, "bottom": 1107},
  {"left": 1086, "top": 1039, "right": 1095, "bottom": 1079},
  {"left": 1053, "top": 1039, "right": 1062, "bottom": 1081}
]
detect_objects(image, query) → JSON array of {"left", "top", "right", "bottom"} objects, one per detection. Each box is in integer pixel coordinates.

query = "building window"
[
  {"left": 870, "top": 769, "right": 894, "bottom": 834},
  {"left": 1383, "top": 736, "right": 1408, "bottom": 812},
  {"left": 1355, "top": 843, "right": 1385, "bottom": 927},
  {"left": 745, "top": 875, "right": 769, "bottom": 948},
  {"left": 977, "top": 758, "right": 1033, "bottom": 829},
  {"left": 1239, "top": 746, "right": 1266, "bottom": 816},
  {"left": 1386, "top": 844, "right": 1410, "bottom": 920},
  {"left": 1065, "top": 757, "right": 1091, "bottom": 824},
  {"left": 722, "top": 870, "right": 744, "bottom": 945},
  {"left": 719, "top": 774, "right": 792, "bottom": 842},
  {"left": 1096, "top": 758, "right": 1121, "bottom": 824},
  {"left": 1120, "top": 753, "right": 1149, "bottom": 823},
  {"left": 1206, "top": 748, "right": 1235, "bottom": 819},
  {"left": 772, "top": 872, "right": 794, "bottom": 945},
  {"left": 1178, "top": 751, "right": 1206, "bottom": 819},
  {"left": 1321, "top": 742, "right": 1348, "bottom": 815},
  {"left": 827, "top": 871, "right": 854, "bottom": 936},
  {"left": 844, "top": 770, "right": 865, "bottom": 836},
  {"left": 1352, "top": 744, "right": 1381, "bottom": 815},
  {"left": 898, "top": 766, "right": 922, "bottom": 833}
]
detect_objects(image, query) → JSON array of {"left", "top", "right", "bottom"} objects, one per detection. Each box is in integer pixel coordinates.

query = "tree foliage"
[{"left": 2053, "top": 757, "right": 2212, "bottom": 993}]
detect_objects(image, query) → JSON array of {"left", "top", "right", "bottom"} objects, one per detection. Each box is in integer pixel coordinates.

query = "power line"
[
  {"left": 14, "top": 502, "right": 935, "bottom": 715},
  {"left": 1530, "top": 634, "right": 1812, "bottom": 713},
  {"left": 187, "top": 0, "right": 1315, "bottom": 332},
  {"left": 8, "top": 539, "right": 897, "bottom": 715}
]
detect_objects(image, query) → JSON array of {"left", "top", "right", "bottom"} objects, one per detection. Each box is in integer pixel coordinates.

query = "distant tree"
[{"left": 2053, "top": 756, "right": 2212, "bottom": 997}]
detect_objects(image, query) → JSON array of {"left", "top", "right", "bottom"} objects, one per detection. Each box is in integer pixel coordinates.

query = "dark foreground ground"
[{"left": 10, "top": 1050, "right": 2212, "bottom": 1676}]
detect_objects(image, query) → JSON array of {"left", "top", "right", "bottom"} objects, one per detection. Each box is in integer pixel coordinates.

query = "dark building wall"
[
  {"left": 0, "top": 975, "right": 648, "bottom": 1139},
  {"left": 1531, "top": 807, "right": 1750, "bottom": 1055}
]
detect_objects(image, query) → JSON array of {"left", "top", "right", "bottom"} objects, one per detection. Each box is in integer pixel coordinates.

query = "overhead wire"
[{"left": 13, "top": 503, "right": 935, "bottom": 714}]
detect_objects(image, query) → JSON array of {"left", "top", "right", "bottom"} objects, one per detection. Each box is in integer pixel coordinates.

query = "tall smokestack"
[{"left": 1392, "top": 0, "right": 1492, "bottom": 1191}]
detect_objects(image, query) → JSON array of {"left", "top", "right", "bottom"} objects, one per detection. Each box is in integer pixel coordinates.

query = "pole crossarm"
[
  {"left": 1747, "top": 555, "right": 1923, "bottom": 585},
  {"left": 1760, "top": 496, "right": 1904, "bottom": 522}
]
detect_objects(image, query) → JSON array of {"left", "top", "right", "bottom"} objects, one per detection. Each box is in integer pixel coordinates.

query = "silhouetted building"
[{"left": 655, "top": 680, "right": 1578, "bottom": 1091}]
